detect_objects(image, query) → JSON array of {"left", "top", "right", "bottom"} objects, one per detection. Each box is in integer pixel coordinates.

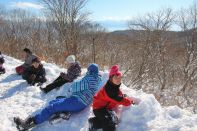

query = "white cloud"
[{"left": 10, "top": 2, "right": 44, "bottom": 10}]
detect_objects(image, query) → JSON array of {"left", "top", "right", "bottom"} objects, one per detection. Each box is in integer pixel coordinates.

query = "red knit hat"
[{"left": 109, "top": 65, "right": 122, "bottom": 77}]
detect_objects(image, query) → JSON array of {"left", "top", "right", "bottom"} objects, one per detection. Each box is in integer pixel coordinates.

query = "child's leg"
[
  {"left": 93, "top": 108, "right": 116, "bottom": 131},
  {"left": 42, "top": 76, "right": 68, "bottom": 93},
  {"left": 34, "top": 96, "right": 85, "bottom": 124}
]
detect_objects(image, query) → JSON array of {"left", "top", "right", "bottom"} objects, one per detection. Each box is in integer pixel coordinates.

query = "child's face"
[
  {"left": 22, "top": 52, "right": 28, "bottom": 58},
  {"left": 32, "top": 62, "right": 39, "bottom": 68},
  {"left": 112, "top": 75, "right": 122, "bottom": 85},
  {"left": 65, "top": 61, "right": 72, "bottom": 68}
]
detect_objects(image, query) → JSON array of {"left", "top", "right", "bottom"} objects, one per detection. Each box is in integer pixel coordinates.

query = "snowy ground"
[{"left": 0, "top": 55, "right": 197, "bottom": 131}]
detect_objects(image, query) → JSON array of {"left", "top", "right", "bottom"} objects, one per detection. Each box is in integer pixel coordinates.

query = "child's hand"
[
  {"left": 60, "top": 72, "right": 65, "bottom": 76},
  {"left": 60, "top": 72, "right": 66, "bottom": 78},
  {"left": 128, "top": 96, "right": 141, "bottom": 105},
  {"left": 123, "top": 94, "right": 127, "bottom": 97},
  {"left": 133, "top": 98, "right": 141, "bottom": 105}
]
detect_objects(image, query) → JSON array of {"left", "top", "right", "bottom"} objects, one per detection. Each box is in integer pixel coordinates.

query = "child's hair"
[{"left": 23, "top": 48, "right": 32, "bottom": 54}]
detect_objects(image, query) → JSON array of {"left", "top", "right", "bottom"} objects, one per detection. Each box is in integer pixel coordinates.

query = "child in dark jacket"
[
  {"left": 15, "top": 48, "right": 37, "bottom": 75},
  {"left": 22, "top": 57, "right": 46, "bottom": 85},
  {"left": 40, "top": 55, "right": 81, "bottom": 93},
  {"left": 14, "top": 63, "right": 102, "bottom": 131},
  {"left": 0, "top": 51, "right": 5, "bottom": 74},
  {"left": 89, "top": 65, "right": 134, "bottom": 131}
]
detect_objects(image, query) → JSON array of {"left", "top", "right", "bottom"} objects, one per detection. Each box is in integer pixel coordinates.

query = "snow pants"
[
  {"left": 34, "top": 96, "right": 86, "bottom": 124},
  {"left": 91, "top": 108, "right": 117, "bottom": 131},
  {"left": 42, "top": 76, "right": 68, "bottom": 93}
]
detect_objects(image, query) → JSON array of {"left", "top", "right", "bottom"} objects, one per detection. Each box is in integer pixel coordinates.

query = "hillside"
[{"left": 0, "top": 55, "right": 197, "bottom": 131}]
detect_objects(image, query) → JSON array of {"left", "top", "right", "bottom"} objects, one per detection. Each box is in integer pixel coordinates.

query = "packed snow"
[{"left": 0, "top": 55, "right": 197, "bottom": 131}]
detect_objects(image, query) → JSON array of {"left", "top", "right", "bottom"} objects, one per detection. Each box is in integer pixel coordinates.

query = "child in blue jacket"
[{"left": 14, "top": 63, "right": 102, "bottom": 130}]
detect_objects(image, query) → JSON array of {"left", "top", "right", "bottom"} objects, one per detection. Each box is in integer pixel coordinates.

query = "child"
[
  {"left": 40, "top": 55, "right": 81, "bottom": 93},
  {"left": 14, "top": 63, "right": 102, "bottom": 131},
  {"left": 89, "top": 65, "right": 136, "bottom": 131},
  {"left": 0, "top": 51, "right": 5, "bottom": 74},
  {"left": 15, "top": 48, "right": 37, "bottom": 75},
  {"left": 22, "top": 57, "right": 46, "bottom": 85}
]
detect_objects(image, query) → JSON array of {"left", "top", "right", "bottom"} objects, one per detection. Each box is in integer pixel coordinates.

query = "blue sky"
[{"left": 0, "top": 0, "right": 195, "bottom": 31}]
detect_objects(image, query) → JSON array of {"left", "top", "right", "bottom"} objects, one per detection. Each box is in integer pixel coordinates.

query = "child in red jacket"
[{"left": 89, "top": 65, "right": 134, "bottom": 131}]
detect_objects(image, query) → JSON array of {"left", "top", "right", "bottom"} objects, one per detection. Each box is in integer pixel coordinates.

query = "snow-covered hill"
[{"left": 0, "top": 55, "right": 197, "bottom": 131}]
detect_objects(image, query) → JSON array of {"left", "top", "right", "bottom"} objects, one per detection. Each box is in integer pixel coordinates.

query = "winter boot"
[{"left": 14, "top": 117, "right": 36, "bottom": 131}]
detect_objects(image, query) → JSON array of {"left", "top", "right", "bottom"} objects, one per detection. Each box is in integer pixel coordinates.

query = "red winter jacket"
[{"left": 93, "top": 80, "right": 133, "bottom": 110}]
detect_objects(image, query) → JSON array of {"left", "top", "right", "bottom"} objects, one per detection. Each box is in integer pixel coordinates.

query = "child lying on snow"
[
  {"left": 14, "top": 63, "right": 102, "bottom": 131},
  {"left": 0, "top": 51, "right": 5, "bottom": 74},
  {"left": 40, "top": 55, "right": 81, "bottom": 93},
  {"left": 89, "top": 65, "right": 140, "bottom": 131}
]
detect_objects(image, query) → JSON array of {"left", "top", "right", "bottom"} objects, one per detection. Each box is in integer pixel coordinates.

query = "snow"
[{"left": 0, "top": 55, "right": 197, "bottom": 131}]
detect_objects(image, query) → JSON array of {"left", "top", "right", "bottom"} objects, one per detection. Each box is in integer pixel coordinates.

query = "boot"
[{"left": 14, "top": 117, "right": 36, "bottom": 131}]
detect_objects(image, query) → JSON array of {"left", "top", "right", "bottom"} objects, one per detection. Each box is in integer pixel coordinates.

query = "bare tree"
[
  {"left": 41, "top": 0, "right": 89, "bottom": 55},
  {"left": 177, "top": 2, "right": 197, "bottom": 93},
  {"left": 128, "top": 8, "right": 175, "bottom": 91},
  {"left": 85, "top": 23, "right": 106, "bottom": 63}
]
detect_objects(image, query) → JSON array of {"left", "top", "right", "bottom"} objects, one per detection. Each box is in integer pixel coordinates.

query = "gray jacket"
[
  {"left": 23, "top": 53, "right": 37, "bottom": 68},
  {"left": 62, "top": 62, "right": 81, "bottom": 82}
]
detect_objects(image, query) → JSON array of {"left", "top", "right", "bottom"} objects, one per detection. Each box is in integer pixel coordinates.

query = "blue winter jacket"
[{"left": 70, "top": 72, "right": 102, "bottom": 106}]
